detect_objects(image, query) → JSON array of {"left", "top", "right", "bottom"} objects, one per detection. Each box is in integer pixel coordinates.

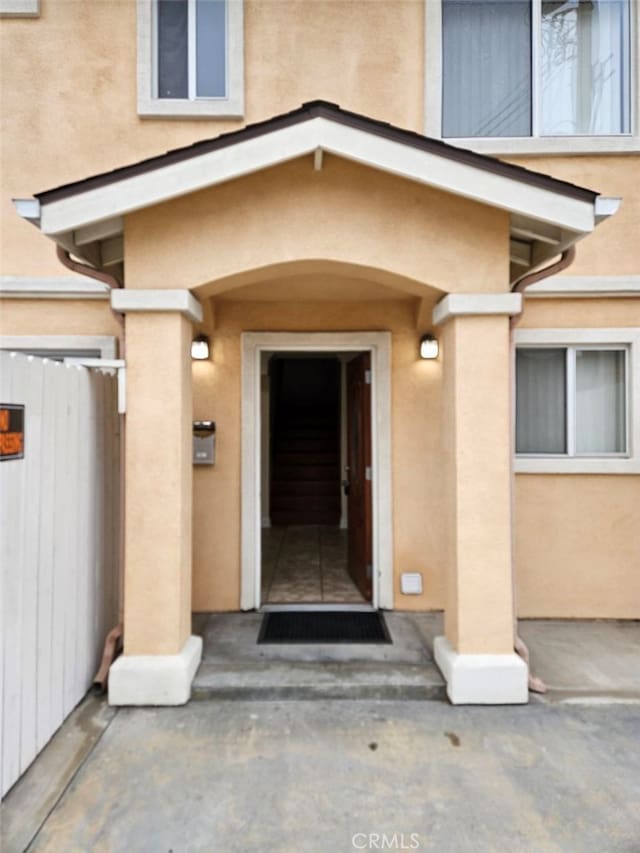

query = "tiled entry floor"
[{"left": 261, "top": 525, "right": 367, "bottom": 604}]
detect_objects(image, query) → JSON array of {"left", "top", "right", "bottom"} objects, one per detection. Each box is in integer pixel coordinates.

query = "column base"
[
  {"left": 434, "top": 636, "right": 528, "bottom": 705},
  {"left": 108, "top": 635, "right": 203, "bottom": 706}
]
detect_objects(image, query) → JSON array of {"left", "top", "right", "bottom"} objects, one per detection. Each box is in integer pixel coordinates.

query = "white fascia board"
[
  {"left": 433, "top": 293, "right": 523, "bottom": 325},
  {"left": 13, "top": 198, "right": 40, "bottom": 222},
  {"left": 111, "top": 288, "right": 203, "bottom": 323},
  {"left": 38, "top": 117, "right": 596, "bottom": 237},
  {"left": 39, "top": 120, "right": 325, "bottom": 235},
  {"left": 315, "top": 120, "right": 595, "bottom": 233}
]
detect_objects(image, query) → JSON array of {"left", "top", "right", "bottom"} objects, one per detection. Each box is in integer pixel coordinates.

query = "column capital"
[
  {"left": 111, "top": 289, "right": 203, "bottom": 323},
  {"left": 433, "top": 293, "right": 522, "bottom": 326}
]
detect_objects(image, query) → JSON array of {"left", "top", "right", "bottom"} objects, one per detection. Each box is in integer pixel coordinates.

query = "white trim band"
[
  {"left": 0, "top": 335, "right": 118, "bottom": 359},
  {"left": 0, "top": 275, "right": 110, "bottom": 300},
  {"left": 434, "top": 636, "right": 529, "bottom": 705},
  {"left": 111, "top": 289, "right": 203, "bottom": 322},
  {"left": 433, "top": 293, "right": 523, "bottom": 325},
  {"left": 0, "top": 0, "right": 39, "bottom": 16},
  {"left": 524, "top": 275, "right": 640, "bottom": 299},
  {"left": 108, "top": 635, "right": 203, "bottom": 706}
]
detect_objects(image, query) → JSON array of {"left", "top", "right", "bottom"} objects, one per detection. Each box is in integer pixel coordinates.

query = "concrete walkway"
[
  {"left": 4, "top": 699, "right": 640, "bottom": 852},
  {"left": 2, "top": 617, "right": 639, "bottom": 852}
]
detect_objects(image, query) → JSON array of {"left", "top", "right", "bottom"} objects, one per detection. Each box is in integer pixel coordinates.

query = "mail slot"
[{"left": 193, "top": 420, "right": 216, "bottom": 465}]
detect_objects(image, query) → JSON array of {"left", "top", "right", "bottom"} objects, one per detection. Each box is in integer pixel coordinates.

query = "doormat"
[{"left": 257, "top": 611, "right": 392, "bottom": 644}]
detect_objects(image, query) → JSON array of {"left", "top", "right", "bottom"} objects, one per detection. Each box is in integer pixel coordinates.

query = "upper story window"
[
  {"left": 426, "top": 0, "right": 639, "bottom": 153},
  {"left": 137, "top": 0, "right": 244, "bottom": 119}
]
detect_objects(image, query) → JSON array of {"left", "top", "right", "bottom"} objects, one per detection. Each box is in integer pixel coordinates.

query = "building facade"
[{"left": 1, "top": 0, "right": 639, "bottom": 706}]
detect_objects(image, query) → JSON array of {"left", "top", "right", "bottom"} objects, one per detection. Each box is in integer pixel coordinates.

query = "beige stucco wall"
[
  {"left": 192, "top": 295, "right": 447, "bottom": 612},
  {"left": 515, "top": 475, "right": 640, "bottom": 618},
  {"left": 1, "top": 2, "right": 638, "bottom": 622},
  {"left": 2, "top": 2, "right": 638, "bottom": 279},
  {"left": 0, "top": 299, "right": 120, "bottom": 338},
  {"left": 514, "top": 295, "right": 640, "bottom": 620},
  {"left": 124, "top": 157, "right": 510, "bottom": 295}
]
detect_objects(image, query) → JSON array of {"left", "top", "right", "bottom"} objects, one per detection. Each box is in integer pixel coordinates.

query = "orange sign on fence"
[{"left": 0, "top": 405, "right": 24, "bottom": 460}]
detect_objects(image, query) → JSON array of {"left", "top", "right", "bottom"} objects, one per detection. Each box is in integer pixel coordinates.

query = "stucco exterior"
[{"left": 1, "top": 1, "right": 639, "bottom": 706}]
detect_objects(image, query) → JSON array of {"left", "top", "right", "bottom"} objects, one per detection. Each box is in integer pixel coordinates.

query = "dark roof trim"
[{"left": 36, "top": 101, "right": 599, "bottom": 205}]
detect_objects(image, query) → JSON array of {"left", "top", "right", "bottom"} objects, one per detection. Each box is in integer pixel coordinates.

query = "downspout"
[
  {"left": 56, "top": 245, "right": 125, "bottom": 691},
  {"left": 509, "top": 245, "right": 576, "bottom": 693}
]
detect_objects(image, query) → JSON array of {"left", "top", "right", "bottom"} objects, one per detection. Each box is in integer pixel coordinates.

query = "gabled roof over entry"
[{"left": 15, "top": 100, "right": 618, "bottom": 285}]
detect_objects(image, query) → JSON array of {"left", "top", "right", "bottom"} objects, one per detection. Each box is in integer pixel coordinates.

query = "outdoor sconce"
[
  {"left": 191, "top": 334, "right": 210, "bottom": 361},
  {"left": 420, "top": 334, "right": 439, "bottom": 360}
]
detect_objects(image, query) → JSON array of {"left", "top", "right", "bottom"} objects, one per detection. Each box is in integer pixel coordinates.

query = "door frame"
[{"left": 241, "top": 331, "right": 393, "bottom": 611}]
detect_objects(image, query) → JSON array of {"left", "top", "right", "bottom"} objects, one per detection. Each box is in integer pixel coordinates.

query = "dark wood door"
[{"left": 346, "top": 353, "right": 373, "bottom": 601}]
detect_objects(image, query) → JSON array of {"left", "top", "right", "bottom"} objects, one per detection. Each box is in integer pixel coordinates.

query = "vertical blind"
[
  {"left": 575, "top": 349, "right": 625, "bottom": 453},
  {"left": 516, "top": 348, "right": 567, "bottom": 453},
  {"left": 516, "top": 347, "right": 626, "bottom": 455},
  {"left": 442, "top": 0, "right": 532, "bottom": 137},
  {"left": 442, "top": 0, "right": 630, "bottom": 136},
  {"left": 157, "top": 0, "right": 227, "bottom": 100}
]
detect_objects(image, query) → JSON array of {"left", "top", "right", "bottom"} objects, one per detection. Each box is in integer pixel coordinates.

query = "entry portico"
[{"left": 16, "top": 102, "right": 616, "bottom": 705}]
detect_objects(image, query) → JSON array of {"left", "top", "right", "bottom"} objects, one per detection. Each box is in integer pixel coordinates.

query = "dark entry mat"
[{"left": 258, "top": 611, "right": 392, "bottom": 644}]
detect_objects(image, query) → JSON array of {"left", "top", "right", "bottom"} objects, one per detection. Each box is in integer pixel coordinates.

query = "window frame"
[
  {"left": 425, "top": 0, "right": 640, "bottom": 155},
  {"left": 514, "top": 328, "right": 640, "bottom": 474},
  {"left": 137, "top": 0, "right": 244, "bottom": 119}
]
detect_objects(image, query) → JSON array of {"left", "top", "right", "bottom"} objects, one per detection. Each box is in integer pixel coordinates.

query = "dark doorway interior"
[{"left": 269, "top": 357, "right": 341, "bottom": 526}]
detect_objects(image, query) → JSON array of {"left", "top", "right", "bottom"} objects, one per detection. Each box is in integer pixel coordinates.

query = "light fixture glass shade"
[
  {"left": 191, "top": 334, "right": 210, "bottom": 360},
  {"left": 420, "top": 334, "right": 439, "bottom": 360}
]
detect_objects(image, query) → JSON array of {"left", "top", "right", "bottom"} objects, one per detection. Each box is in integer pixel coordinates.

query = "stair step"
[
  {"left": 277, "top": 428, "right": 337, "bottom": 440},
  {"left": 273, "top": 465, "right": 340, "bottom": 481},
  {"left": 271, "top": 495, "right": 341, "bottom": 511},
  {"left": 275, "top": 439, "right": 338, "bottom": 452},
  {"left": 274, "top": 452, "right": 339, "bottom": 466},
  {"left": 271, "top": 511, "right": 341, "bottom": 525},
  {"left": 271, "top": 480, "right": 339, "bottom": 496}
]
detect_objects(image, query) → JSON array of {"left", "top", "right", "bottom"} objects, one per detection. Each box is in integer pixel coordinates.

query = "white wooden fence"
[{"left": 0, "top": 351, "right": 120, "bottom": 797}]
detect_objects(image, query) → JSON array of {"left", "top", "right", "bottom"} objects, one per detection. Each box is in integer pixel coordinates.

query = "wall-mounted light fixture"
[
  {"left": 420, "top": 334, "right": 439, "bottom": 360},
  {"left": 191, "top": 334, "right": 210, "bottom": 361}
]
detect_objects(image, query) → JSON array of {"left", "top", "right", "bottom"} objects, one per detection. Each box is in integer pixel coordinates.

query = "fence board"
[
  {"left": 19, "top": 356, "right": 44, "bottom": 776},
  {"left": 1, "top": 353, "right": 119, "bottom": 797}
]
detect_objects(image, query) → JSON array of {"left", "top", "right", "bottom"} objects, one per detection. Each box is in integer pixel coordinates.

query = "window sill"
[
  {"left": 441, "top": 136, "right": 640, "bottom": 157},
  {"left": 515, "top": 457, "right": 640, "bottom": 475},
  {"left": 137, "top": 96, "right": 244, "bottom": 120}
]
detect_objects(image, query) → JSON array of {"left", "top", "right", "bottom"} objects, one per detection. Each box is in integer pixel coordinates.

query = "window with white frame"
[
  {"left": 440, "top": 0, "right": 632, "bottom": 139},
  {"left": 516, "top": 345, "right": 628, "bottom": 456},
  {"left": 137, "top": 0, "right": 243, "bottom": 118}
]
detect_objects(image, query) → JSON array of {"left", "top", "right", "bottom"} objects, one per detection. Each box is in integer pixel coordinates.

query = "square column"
[
  {"left": 433, "top": 293, "right": 528, "bottom": 704},
  {"left": 108, "top": 290, "right": 203, "bottom": 705}
]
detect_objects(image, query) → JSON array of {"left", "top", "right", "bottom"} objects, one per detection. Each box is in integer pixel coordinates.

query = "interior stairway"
[{"left": 270, "top": 404, "right": 341, "bottom": 526}]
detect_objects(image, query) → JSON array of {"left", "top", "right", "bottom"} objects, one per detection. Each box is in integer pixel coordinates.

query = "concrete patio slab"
[
  {"left": 518, "top": 619, "right": 640, "bottom": 701},
  {"left": 14, "top": 699, "right": 640, "bottom": 853}
]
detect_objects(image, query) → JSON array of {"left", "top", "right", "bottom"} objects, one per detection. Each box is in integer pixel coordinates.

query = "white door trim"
[{"left": 241, "top": 331, "right": 393, "bottom": 611}]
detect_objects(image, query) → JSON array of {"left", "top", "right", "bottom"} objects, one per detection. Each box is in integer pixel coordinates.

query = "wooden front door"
[{"left": 346, "top": 353, "right": 373, "bottom": 601}]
